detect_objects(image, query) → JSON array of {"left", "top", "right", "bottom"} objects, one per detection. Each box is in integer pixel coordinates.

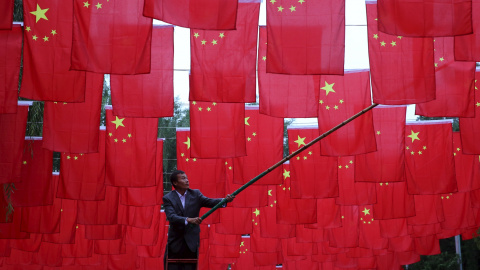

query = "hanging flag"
[
  {"left": 0, "top": 0, "right": 14, "bottom": 29},
  {"left": 374, "top": 181, "right": 416, "bottom": 220},
  {"left": 118, "top": 204, "right": 155, "bottom": 228},
  {"left": 452, "top": 132, "right": 480, "bottom": 191},
  {"left": 379, "top": 218, "right": 409, "bottom": 238},
  {"left": 42, "top": 197, "right": 77, "bottom": 244},
  {"left": 190, "top": 101, "right": 246, "bottom": 158},
  {"left": 85, "top": 224, "right": 123, "bottom": 240},
  {"left": 143, "top": 0, "right": 238, "bottom": 30},
  {"left": 258, "top": 184, "right": 295, "bottom": 238},
  {"left": 42, "top": 73, "right": 103, "bottom": 153},
  {"left": 416, "top": 37, "right": 476, "bottom": 117},
  {"left": 358, "top": 205, "right": 389, "bottom": 250},
  {"left": 21, "top": 0, "right": 86, "bottom": 102},
  {"left": 367, "top": 3, "right": 435, "bottom": 105},
  {"left": 126, "top": 206, "right": 164, "bottom": 246},
  {"left": 76, "top": 186, "right": 119, "bottom": 225},
  {"left": 355, "top": 105, "right": 406, "bottom": 183},
  {"left": 305, "top": 198, "right": 342, "bottom": 229},
  {"left": 0, "top": 25, "right": 22, "bottom": 113},
  {"left": 105, "top": 106, "right": 158, "bottom": 187},
  {"left": 414, "top": 235, "right": 441, "bottom": 255},
  {"left": 111, "top": 26, "right": 174, "bottom": 118},
  {"left": 71, "top": 0, "right": 152, "bottom": 74},
  {"left": 0, "top": 103, "right": 28, "bottom": 183},
  {"left": 287, "top": 127, "right": 339, "bottom": 199},
  {"left": 455, "top": 0, "right": 480, "bottom": 61},
  {"left": 215, "top": 207, "right": 253, "bottom": 235},
  {"left": 405, "top": 121, "right": 457, "bottom": 194},
  {"left": 326, "top": 205, "right": 360, "bottom": 248},
  {"left": 0, "top": 208, "right": 30, "bottom": 239},
  {"left": 407, "top": 195, "right": 445, "bottom": 225},
  {"left": 189, "top": 2, "right": 259, "bottom": 103},
  {"left": 317, "top": 70, "right": 377, "bottom": 156},
  {"left": 439, "top": 192, "right": 476, "bottom": 229},
  {"left": 61, "top": 224, "right": 93, "bottom": 258},
  {"left": 335, "top": 156, "right": 376, "bottom": 205},
  {"left": 266, "top": 0, "right": 345, "bottom": 75},
  {"left": 459, "top": 70, "right": 480, "bottom": 154},
  {"left": 377, "top": 0, "right": 472, "bottom": 37}
]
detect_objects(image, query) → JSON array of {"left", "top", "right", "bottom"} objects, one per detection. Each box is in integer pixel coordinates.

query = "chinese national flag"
[
  {"left": 0, "top": 104, "right": 28, "bottom": 183},
  {"left": 76, "top": 186, "right": 119, "bottom": 225},
  {"left": 288, "top": 127, "right": 338, "bottom": 199},
  {"left": 0, "top": 0, "right": 13, "bottom": 29},
  {"left": 388, "top": 235, "right": 414, "bottom": 252},
  {"left": 189, "top": 2, "right": 259, "bottom": 103},
  {"left": 215, "top": 207, "right": 253, "bottom": 235},
  {"left": 318, "top": 71, "right": 376, "bottom": 156},
  {"left": 118, "top": 204, "right": 155, "bottom": 228},
  {"left": 94, "top": 237, "right": 126, "bottom": 255},
  {"left": 439, "top": 192, "right": 476, "bottom": 229},
  {"left": 258, "top": 26, "right": 320, "bottom": 118},
  {"left": 226, "top": 158, "right": 268, "bottom": 208},
  {"left": 326, "top": 205, "right": 359, "bottom": 248},
  {"left": 358, "top": 206, "right": 388, "bottom": 250},
  {"left": 266, "top": 0, "right": 344, "bottom": 75},
  {"left": 379, "top": 218, "right": 408, "bottom": 238},
  {"left": 336, "top": 156, "right": 376, "bottom": 205},
  {"left": 374, "top": 181, "right": 416, "bottom": 220},
  {"left": 42, "top": 198, "right": 77, "bottom": 244},
  {"left": 305, "top": 198, "right": 342, "bottom": 229},
  {"left": 110, "top": 26, "right": 174, "bottom": 118},
  {"left": 407, "top": 195, "right": 445, "bottom": 225},
  {"left": 377, "top": 0, "right": 472, "bottom": 37},
  {"left": 42, "top": 73, "right": 103, "bottom": 153},
  {"left": 0, "top": 25, "right": 22, "bottom": 113},
  {"left": 233, "top": 106, "right": 283, "bottom": 185},
  {"left": 414, "top": 235, "right": 441, "bottom": 255},
  {"left": 455, "top": 0, "right": 480, "bottom": 61},
  {"left": 459, "top": 71, "right": 480, "bottom": 154},
  {"left": 71, "top": 0, "right": 152, "bottom": 74},
  {"left": 85, "top": 224, "right": 123, "bottom": 240},
  {"left": 11, "top": 139, "right": 54, "bottom": 207},
  {"left": 143, "top": 0, "right": 238, "bottom": 30},
  {"left": 405, "top": 121, "right": 457, "bottom": 194},
  {"left": 295, "top": 225, "right": 325, "bottom": 243},
  {"left": 61, "top": 225, "right": 93, "bottom": 258},
  {"left": 409, "top": 223, "right": 442, "bottom": 237},
  {"left": 21, "top": 0, "right": 86, "bottom": 102},
  {"left": 452, "top": 132, "right": 480, "bottom": 191},
  {"left": 105, "top": 106, "right": 158, "bottom": 187},
  {"left": 259, "top": 184, "right": 295, "bottom": 238},
  {"left": 367, "top": 3, "right": 435, "bottom": 105},
  {"left": 136, "top": 220, "right": 168, "bottom": 258},
  {"left": 190, "top": 101, "right": 246, "bottom": 158},
  {"left": 416, "top": 37, "right": 476, "bottom": 117},
  {"left": 0, "top": 208, "right": 29, "bottom": 239},
  {"left": 355, "top": 105, "right": 406, "bottom": 183},
  {"left": 33, "top": 241, "right": 63, "bottom": 267},
  {"left": 126, "top": 206, "right": 165, "bottom": 246}
]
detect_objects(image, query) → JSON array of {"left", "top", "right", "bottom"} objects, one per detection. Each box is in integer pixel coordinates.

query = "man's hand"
[
  {"left": 225, "top": 194, "right": 235, "bottom": 203},
  {"left": 187, "top": 217, "right": 202, "bottom": 225}
]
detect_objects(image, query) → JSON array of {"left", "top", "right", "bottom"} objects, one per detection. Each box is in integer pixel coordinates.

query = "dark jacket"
[{"left": 163, "top": 189, "right": 223, "bottom": 253}]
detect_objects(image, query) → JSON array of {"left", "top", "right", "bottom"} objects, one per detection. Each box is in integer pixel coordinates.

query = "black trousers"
[{"left": 164, "top": 239, "right": 197, "bottom": 270}]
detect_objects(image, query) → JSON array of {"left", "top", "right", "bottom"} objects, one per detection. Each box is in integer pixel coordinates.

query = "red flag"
[
  {"left": 408, "top": 223, "right": 442, "bottom": 237},
  {"left": 439, "top": 192, "right": 476, "bottom": 229},
  {"left": 225, "top": 159, "right": 268, "bottom": 208},
  {"left": 33, "top": 242, "right": 63, "bottom": 267},
  {"left": 318, "top": 71, "right": 377, "bottom": 156},
  {"left": 288, "top": 127, "right": 338, "bottom": 199},
  {"left": 336, "top": 156, "right": 376, "bottom": 205},
  {"left": 215, "top": 207, "right": 253, "bottom": 235},
  {"left": 374, "top": 181, "right": 416, "bottom": 220},
  {"left": 10, "top": 233, "right": 42, "bottom": 252},
  {"left": 105, "top": 106, "right": 158, "bottom": 187},
  {"left": 379, "top": 218, "right": 409, "bottom": 238},
  {"left": 137, "top": 220, "right": 168, "bottom": 258},
  {"left": 459, "top": 70, "right": 480, "bottom": 154},
  {"left": 94, "top": 237, "right": 126, "bottom": 255},
  {"left": 126, "top": 206, "right": 165, "bottom": 246},
  {"left": 110, "top": 26, "right": 174, "bottom": 118},
  {"left": 42, "top": 198, "right": 77, "bottom": 244},
  {"left": 0, "top": 103, "right": 28, "bottom": 183},
  {"left": 416, "top": 37, "right": 476, "bottom": 117},
  {"left": 377, "top": 0, "right": 472, "bottom": 37},
  {"left": 326, "top": 205, "right": 359, "bottom": 248},
  {"left": 388, "top": 235, "right": 414, "bottom": 252},
  {"left": 11, "top": 138, "right": 54, "bottom": 207},
  {"left": 414, "top": 235, "right": 441, "bottom": 255},
  {"left": 57, "top": 129, "right": 106, "bottom": 201},
  {"left": 452, "top": 132, "right": 480, "bottom": 191},
  {"left": 305, "top": 198, "right": 342, "bottom": 229},
  {"left": 117, "top": 204, "right": 155, "bottom": 229},
  {"left": 0, "top": 208, "right": 30, "bottom": 239},
  {"left": 258, "top": 26, "right": 320, "bottom": 118},
  {"left": 295, "top": 225, "right": 325, "bottom": 243},
  {"left": 0, "top": 25, "right": 21, "bottom": 113},
  {"left": 405, "top": 121, "right": 457, "bottom": 194},
  {"left": 71, "top": 0, "right": 152, "bottom": 74},
  {"left": 358, "top": 206, "right": 389, "bottom": 250},
  {"left": 233, "top": 106, "right": 283, "bottom": 185},
  {"left": 407, "top": 195, "right": 444, "bottom": 225},
  {"left": 76, "top": 186, "right": 119, "bottom": 225},
  {"left": 190, "top": 101, "right": 246, "bottom": 158},
  {"left": 61, "top": 225, "right": 93, "bottom": 258},
  {"left": 0, "top": 0, "right": 13, "bottom": 29},
  {"left": 258, "top": 184, "right": 295, "bottom": 238},
  {"left": 143, "top": 0, "right": 238, "bottom": 30},
  {"left": 397, "top": 251, "right": 421, "bottom": 265},
  {"left": 367, "top": 3, "right": 435, "bottom": 105},
  {"left": 42, "top": 73, "right": 103, "bottom": 153},
  {"left": 355, "top": 105, "right": 406, "bottom": 183},
  {"left": 85, "top": 224, "right": 124, "bottom": 240},
  {"left": 455, "top": 0, "right": 480, "bottom": 61},
  {"left": 189, "top": 2, "right": 259, "bottom": 103},
  {"left": 266, "top": 0, "right": 344, "bottom": 75},
  {"left": 21, "top": 0, "right": 86, "bottom": 102}
]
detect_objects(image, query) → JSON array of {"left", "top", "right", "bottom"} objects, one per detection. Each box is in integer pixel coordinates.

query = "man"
[{"left": 163, "top": 170, "right": 235, "bottom": 270}]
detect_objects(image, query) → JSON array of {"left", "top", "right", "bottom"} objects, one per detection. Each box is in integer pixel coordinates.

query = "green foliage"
[
  {"left": 3, "top": 184, "right": 15, "bottom": 222},
  {"left": 13, "top": 0, "right": 23, "bottom": 21},
  {"left": 408, "top": 253, "right": 459, "bottom": 270},
  {"left": 283, "top": 118, "right": 294, "bottom": 157},
  {"left": 416, "top": 116, "right": 459, "bottom": 132}
]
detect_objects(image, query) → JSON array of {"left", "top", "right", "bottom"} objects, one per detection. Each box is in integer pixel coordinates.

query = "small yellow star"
[
  {"left": 277, "top": 6, "right": 284, "bottom": 12},
  {"left": 376, "top": 131, "right": 381, "bottom": 135},
  {"left": 373, "top": 34, "right": 378, "bottom": 39},
  {"left": 245, "top": 117, "right": 250, "bottom": 126},
  {"left": 380, "top": 41, "right": 386, "bottom": 46},
  {"left": 338, "top": 165, "right": 342, "bottom": 169},
  {"left": 418, "top": 151, "right": 422, "bottom": 155},
  {"left": 193, "top": 158, "right": 197, "bottom": 162},
  {"left": 252, "top": 132, "right": 257, "bottom": 136},
  {"left": 283, "top": 169, "right": 290, "bottom": 179},
  {"left": 294, "top": 135, "right": 306, "bottom": 148},
  {"left": 270, "top": 0, "right": 276, "bottom": 3},
  {"left": 349, "top": 160, "right": 353, "bottom": 164},
  {"left": 201, "top": 40, "right": 206, "bottom": 45},
  {"left": 23, "top": 161, "right": 27, "bottom": 165},
  {"left": 114, "top": 138, "right": 118, "bottom": 143},
  {"left": 186, "top": 158, "right": 189, "bottom": 162},
  {"left": 390, "top": 41, "right": 396, "bottom": 46},
  {"left": 108, "top": 132, "right": 112, "bottom": 137},
  {"left": 74, "top": 156, "right": 78, "bottom": 160},
  {"left": 122, "top": 139, "right": 126, "bottom": 143},
  {"left": 303, "top": 156, "right": 307, "bottom": 160},
  {"left": 128, "top": 134, "right": 132, "bottom": 138},
  {"left": 247, "top": 137, "right": 251, "bottom": 142},
  {"left": 262, "top": 56, "right": 266, "bottom": 61},
  {"left": 298, "top": 0, "right": 305, "bottom": 3},
  {"left": 379, "top": 183, "right": 383, "bottom": 186},
  {"left": 25, "top": 26, "right": 31, "bottom": 32},
  {"left": 193, "top": 32, "right": 199, "bottom": 38},
  {"left": 296, "top": 156, "right": 300, "bottom": 160},
  {"left": 32, "top": 35, "right": 38, "bottom": 41},
  {"left": 268, "top": 190, "right": 272, "bottom": 196},
  {"left": 325, "top": 105, "right": 330, "bottom": 110},
  {"left": 411, "top": 151, "right": 414, "bottom": 155},
  {"left": 95, "top": 3, "right": 102, "bottom": 9},
  {"left": 283, "top": 187, "right": 286, "bottom": 190},
  {"left": 475, "top": 102, "right": 480, "bottom": 107},
  {"left": 240, "top": 241, "right": 244, "bottom": 247},
  {"left": 198, "top": 107, "right": 203, "bottom": 111},
  {"left": 192, "top": 101, "right": 197, "bottom": 105},
  {"left": 207, "top": 107, "right": 211, "bottom": 111},
  {"left": 212, "top": 102, "right": 217, "bottom": 106},
  {"left": 219, "top": 33, "right": 224, "bottom": 38},
  {"left": 83, "top": 1, "right": 90, "bottom": 8},
  {"left": 397, "top": 36, "right": 403, "bottom": 39},
  {"left": 289, "top": 5, "right": 296, "bottom": 12},
  {"left": 319, "top": 100, "right": 324, "bottom": 104},
  {"left": 339, "top": 99, "right": 344, "bottom": 104},
  {"left": 439, "top": 57, "right": 444, "bottom": 62},
  {"left": 43, "top": 36, "right": 49, "bottom": 42},
  {"left": 334, "top": 105, "right": 338, "bottom": 110},
  {"left": 308, "top": 151, "right": 312, "bottom": 155},
  {"left": 406, "top": 146, "right": 409, "bottom": 150},
  {"left": 229, "top": 166, "right": 232, "bottom": 170},
  {"left": 111, "top": 116, "right": 125, "bottom": 129},
  {"left": 211, "top": 39, "right": 217, "bottom": 45},
  {"left": 181, "top": 153, "right": 185, "bottom": 157},
  {"left": 423, "top": 146, "right": 427, "bottom": 150},
  {"left": 345, "top": 165, "right": 349, "bottom": 169},
  {"left": 435, "top": 63, "right": 438, "bottom": 67},
  {"left": 67, "top": 156, "right": 71, "bottom": 159},
  {"left": 51, "top": 30, "right": 57, "bottom": 35}
]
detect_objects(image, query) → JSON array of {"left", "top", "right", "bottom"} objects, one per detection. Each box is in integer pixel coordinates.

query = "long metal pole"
[
  {"left": 200, "top": 103, "right": 379, "bottom": 221},
  {"left": 455, "top": 235, "right": 463, "bottom": 270}
]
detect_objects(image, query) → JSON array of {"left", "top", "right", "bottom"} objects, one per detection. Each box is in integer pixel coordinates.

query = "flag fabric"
[
  {"left": 117, "top": 204, "right": 155, "bottom": 229},
  {"left": 0, "top": 25, "right": 22, "bottom": 114},
  {"left": 143, "top": 0, "right": 238, "bottom": 30},
  {"left": 377, "top": 0, "right": 473, "bottom": 37},
  {"left": 317, "top": 70, "right": 377, "bottom": 156},
  {"left": 407, "top": 195, "right": 444, "bottom": 225},
  {"left": 459, "top": 70, "right": 480, "bottom": 154},
  {"left": 355, "top": 105, "right": 406, "bottom": 183},
  {"left": 288, "top": 127, "right": 339, "bottom": 199},
  {"left": 61, "top": 224, "right": 93, "bottom": 258},
  {"left": 71, "top": 0, "right": 152, "bottom": 74},
  {"left": 374, "top": 181, "right": 416, "bottom": 220},
  {"left": 326, "top": 205, "right": 359, "bottom": 248},
  {"left": 225, "top": 159, "right": 268, "bottom": 208},
  {"left": 233, "top": 106, "right": 283, "bottom": 185},
  {"left": 258, "top": 184, "right": 295, "bottom": 238},
  {"left": 189, "top": 2, "right": 259, "bottom": 103},
  {"left": 42, "top": 73, "right": 103, "bottom": 153},
  {"left": 416, "top": 37, "right": 476, "bottom": 117},
  {"left": 110, "top": 26, "right": 174, "bottom": 118},
  {"left": 452, "top": 132, "right": 480, "bottom": 191},
  {"left": 0, "top": 103, "right": 28, "bottom": 183},
  {"left": 215, "top": 207, "right": 253, "bottom": 235},
  {"left": 455, "top": 0, "right": 480, "bottom": 61},
  {"left": 76, "top": 186, "right": 119, "bottom": 225},
  {"left": 42, "top": 197, "right": 77, "bottom": 244},
  {"left": 379, "top": 218, "right": 409, "bottom": 238},
  {"left": 0, "top": 208, "right": 30, "bottom": 239},
  {"left": 414, "top": 235, "right": 441, "bottom": 255},
  {"left": 0, "top": 0, "right": 14, "bottom": 29},
  {"left": 21, "top": 0, "right": 86, "bottom": 102},
  {"left": 126, "top": 206, "right": 165, "bottom": 246},
  {"left": 85, "top": 224, "right": 124, "bottom": 240},
  {"left": 358, "top": 206, "right": 388, "bottom": 250},
  {"left": 105, "top": 106, "right": 158, "bottom": 187},
  {"left": 439, "top": 192, "right": 476, "bottom": 229},
  {"left": 190, "top": 101, "right": 246, "bottom": 158},
  {"left": 266, "top": 0, "right": 345, "bottom": 75},
  {"left": 335, "top": 156, "right": 376, "bottom": 205},
  {"left": 405, "top": 121, "right": 457, "bottom": 194},
  {"left": 367, "top": 3, "right": 436, "bottom": 105},
  {"left": 305, "top": 198, "right": 342, "bottom": 229}
]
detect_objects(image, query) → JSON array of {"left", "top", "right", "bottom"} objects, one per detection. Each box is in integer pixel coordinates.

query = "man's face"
[{"left": 173, "top": 173, "right": 189, "bottom": 190}]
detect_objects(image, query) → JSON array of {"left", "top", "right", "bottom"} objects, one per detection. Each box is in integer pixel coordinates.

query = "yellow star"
[
  {"left": 193, "top": 158, "right": 197, "bottom": 162},
  {"left": 262, "top": 56, "right": 266, "bottom": 61},
  {"left": 373, "top": 34, "right": 378, "bottom": 39},
  {"left": 407, "top": 130, "right": 420, "bottom": 143},
  {"left": 298, "top": 0, "right": 305, "bottom": 3},
  {"left": 245, "top": 117, "right": 250, "bottom": 126},
  {"left": 319, "top": 100, "right": 324, "bottom": 104},
  {"left": 25, "top": 26, "right": 31, "bottom": 32},
  {"left": 43, "top": 36, "right": 49, "bottom": 42},
  {"left": 345, "top": 165, "right": 349, "bottom": 169},
  {"left": 229, "top": 166, "right": 232, "bottom": 170},
  {"left": 51, "top": 30, "right": 57, "bottom": 35},
  {"left": 205, "top": 107, "right": 210, "bottom": 112},
  {"left": 114, "top": 138, "right": 118, "bottom": 143},
  {"left": 380, "top": 41, "right": 386, "bottom": 46},
  {"left": 211, "top": 39, "right": 217, "bottom": 45},
  {"left": 325, "top": 105, "right": 330, "bottom": 110},
  {"left": 338, "top": 165, "right": 342, "bottom": 169},
  {"left": 283, "top": 169, "right": 290, "bottom": 179},
  {"left": 198, "top": 107, "right": 203, "bottom": 111},
  {"left": 476, "top": 102, "right": 480, "bottom": 107},
  {"left": 181, "top": 153, "right": 185, "bottom": 157},
  {"left": 270, "top": 0, "right": 276, "bottom": 3},
  {"left": 111, "top": 116, "right": 125, "bottom": 129},
  {"left": 406, "top": 146, "right": 409, "bottom": 150},
  {"left": 108, "top": 132, "right": 112, "bottom": 137},
  {"left": 303, "top": 156, "right": 307, "bottom": 160},
  {"left": 212, "top": 102, "right": 217, "bottom": 106},
  {"left": 95, "top": 2, "right": 102, "bottom": 9},
  {"left": 411, "top": 151, "right": 414, "bottom": 155},
  {"left": 334, "top": 105, "right": 338, "bottom": 110},
  {"left": 418, "top": 151, "right": 422, "bottom": 155},
  {"left": 252, "top": 132, "right": 257, "bottom": 136},
  {"left": 83, "top": 1, "right": 90, "bottom": 8},
  {"left": 30, "top": 4, "right": 49, "bottom": 23},
  {"left": 240, "top": 241, "right": 244, "bottom": 247},
  {"left": 349, "top": 160, "right": 353, "bottom": 164},
  {"left": 397, "top": 36, "right": 403, "bottom": 39},
  {"left": 268, "top": 190, "right": 272, "bottom": 196},
  {"left": 193, "top": 32, "right": 199, "bottom": 38},
  {"left": 390, "top": 41, "right": 396, "bottom": 46},
  {"left": 294, "top": 135, "right": 306, "bottom": 148},
  {"left": 376, "top": 131, "right": 381, "bottom": 135},
  {"left": 128, "top": 134, "right": 132, "bottom": 138},
  {"left": 247, "top": 137, "right": 251, "bottom": 142},
  {"left": 32, "top": 35, "right": 38, "bottom": 41},
  {"left": 339, "top": 99, "right": 344, "bottom": 104},
  {"left": 201, "top": 40, "right": 206, "bottom": 45},
  {"left": 439, "top": 57, "right": 444, "bottom": 62},
  {"left": 74, "top": 156, "right": 78, "bottom": 160},
  {"left": 184, "top": 137, "right": 191, "bottom": 149},
  {"left": 423, "top": 146, "right": 427, "bottom": 150},
  {"left": 219, "top": 33, "right": 224, "bottom": 38},
  {"left": 122, "top": 139, "right": 126, "bottom": 143},
  {"left": 321, "top": 81, "right": 336, "bottom": 95},
  {"left": 362, "top": 208, "right": 370, "bottom": 215},
  {"left": 186, "top": 158, "right": 189, "bottom": 162},
  {"left": 379, "top": 183, "right": 383, "bottom": 186},
  {"left": 67, "top": 156, "right": 71, "bottom": 160},
  {"left": 296, "top": 157, "right": 300, "bottom": 160},
  {"left": 435, "top": 63, "right": 438, "bottom": 67},
  {"left": 289, "top": 5, "right": 296, "bottom": 12},
  {"left": 277, "top": 6, "right": 284, "bottom": 12},
  {"left": 192, "top": 101, "right": 197, "bottom": 105},
  {"left": 23, "top": 161, "right": 27, "bottom": 165},
  {"left": 308, "top": 151, "right": 312, "bottom": 155}
]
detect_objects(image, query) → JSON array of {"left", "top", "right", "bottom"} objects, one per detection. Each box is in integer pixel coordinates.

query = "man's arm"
[
  {"left": 163, "top": 196, "right": 188, "bottom": 226},
  {"left": 198, "top": 191, "right": 235, "bottom": 208}
]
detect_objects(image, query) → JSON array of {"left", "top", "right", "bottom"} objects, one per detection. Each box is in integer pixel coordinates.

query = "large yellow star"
[
  {"left": 30, "top": 4, "right": 49, "bottom": 23},
  {"left": 407, "top": 130, "right": 420, "bottom": 143},
  {"left": 111, "top": 116, "right": 125, "bottom": 129},
  {"left": 283, "top": 169, "right": 290, "bottom": 179},
  {"left": 321, "top": 81, "right": 336, "bottom": 96},
  {"left": 268, "top": 190, "right": 272, "bottom": 196},
  {"left": 253, "top": 208, "right": 260, "bottom": 217},
  {"left": 245, "top": 117, "right": 250, "bottom": 126},
  {"left": 294, "top": 135, "right": 306, "bottom": 148},
  {"left": 184, "top": 137, "right": 191, "bottom": 149},
  {"left": 362, "top": 208, "right": 370, "bottom": 215}
]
